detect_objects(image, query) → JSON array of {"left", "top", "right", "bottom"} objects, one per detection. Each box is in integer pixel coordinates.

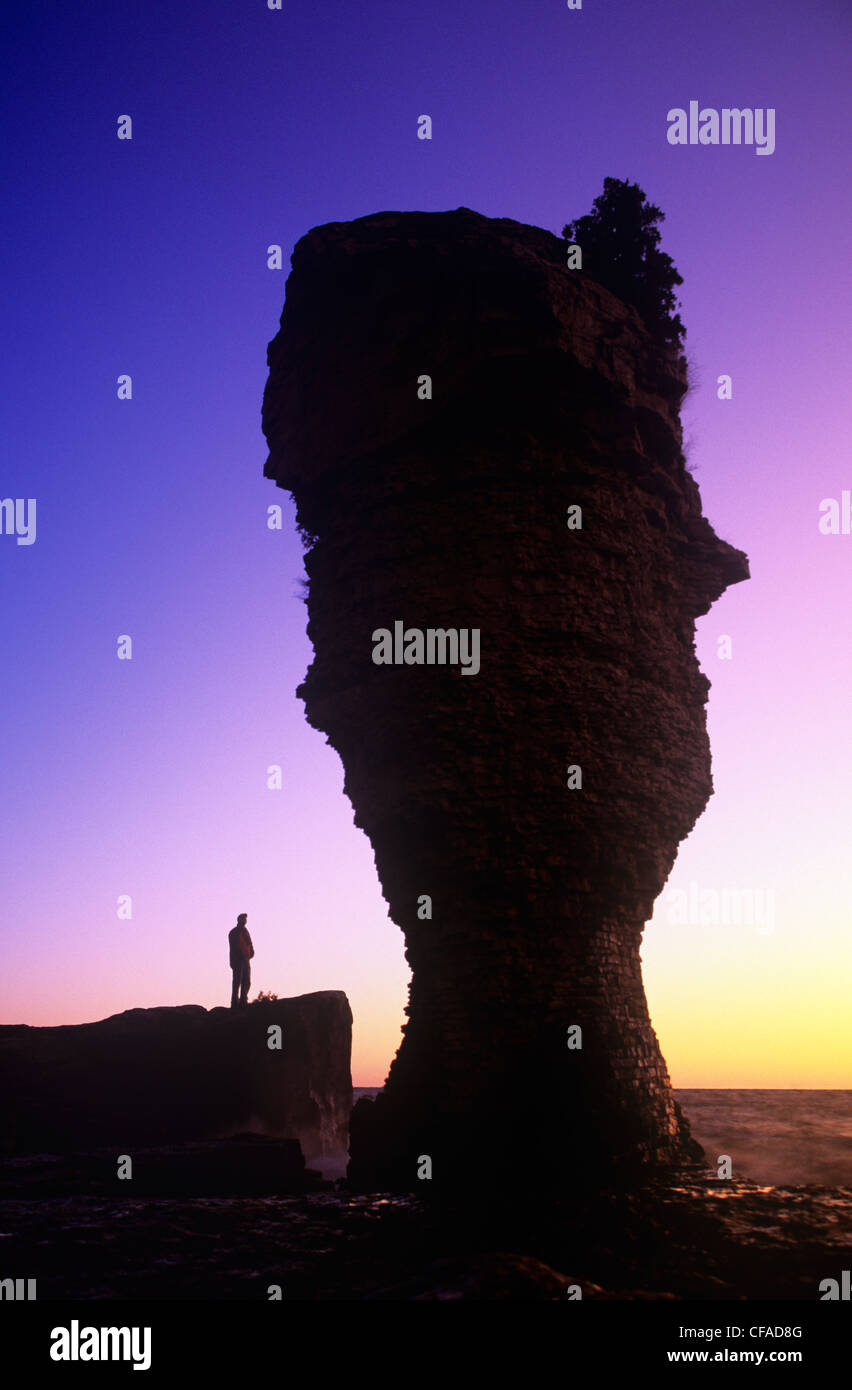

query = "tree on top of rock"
[{"left": 562, "top": 178, "right": 686, "bottom": 351}]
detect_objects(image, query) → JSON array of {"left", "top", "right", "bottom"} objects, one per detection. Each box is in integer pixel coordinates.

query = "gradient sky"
[{"left": 1, "top": 0, "right": 850, "bottom": 1086}]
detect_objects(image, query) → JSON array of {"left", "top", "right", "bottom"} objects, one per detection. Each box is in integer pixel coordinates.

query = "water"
[
  {"left": 675, "top": 1089, "right": 852, "bottom": 1186},
  {"left": 356, "top": 1087, "right": 852, "bottom": 1187}
]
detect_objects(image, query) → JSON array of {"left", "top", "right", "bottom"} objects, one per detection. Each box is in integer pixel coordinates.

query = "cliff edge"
[{"left": 0, "top": 993, "right": 352, "bottom": 1162}]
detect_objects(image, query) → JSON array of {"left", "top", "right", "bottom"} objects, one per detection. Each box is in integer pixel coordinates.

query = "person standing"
[{"left": 228, "top": 913, "right": 254, "bottom": 1009}]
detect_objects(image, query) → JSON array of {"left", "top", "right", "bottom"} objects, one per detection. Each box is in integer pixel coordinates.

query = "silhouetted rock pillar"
[{"left": 262, "top": 209, "right": 749, "bottom": 1191}]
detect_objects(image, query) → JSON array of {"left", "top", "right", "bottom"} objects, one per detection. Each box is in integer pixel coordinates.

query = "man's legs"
[
  {"left": 239, "top": 959, "right": 251, "bottom": 1007},
  {"left": 230, "top": 966, "right": 241, "bottom": 1009}
]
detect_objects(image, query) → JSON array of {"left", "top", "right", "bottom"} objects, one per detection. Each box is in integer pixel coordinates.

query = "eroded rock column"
[{"left": 261, "top": 208, "right": 748, "bottom": 1190}]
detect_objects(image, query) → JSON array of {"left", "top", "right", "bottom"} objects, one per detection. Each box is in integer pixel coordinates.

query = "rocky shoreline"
[{"left": 1, "top": 1156, "right": 847, "bottom": 1299}]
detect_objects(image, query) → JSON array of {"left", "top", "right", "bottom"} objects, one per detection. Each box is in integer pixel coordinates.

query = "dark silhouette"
[
  {"left": 0, "top": 995, "right": 353, "bottom": 1160},
  {"left": 562, "top": 176, "right": 686, "bottom": 351},
  {"left": 262, "top": 207, "right": 748, "bottom": 1190},
  {"left": 228, "top": 913, "right": 254, "bottom": 1009}
]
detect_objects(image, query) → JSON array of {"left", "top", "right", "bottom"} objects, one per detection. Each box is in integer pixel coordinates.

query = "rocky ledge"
[{"left": 0, "top": 994, "right": 352, "bottom": 1162}]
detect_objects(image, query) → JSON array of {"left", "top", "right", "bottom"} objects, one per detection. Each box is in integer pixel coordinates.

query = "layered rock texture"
[
  {"left": 0, "top": 994, "right": 352, "bottom": 1162},
  {"left": 261, "top": 208, "right": 749, "bottom": 1190}
]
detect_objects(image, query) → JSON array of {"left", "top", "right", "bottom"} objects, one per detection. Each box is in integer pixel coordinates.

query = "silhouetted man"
[{"left": 229, "top": 913, "right": 254, "bottom": 1009}]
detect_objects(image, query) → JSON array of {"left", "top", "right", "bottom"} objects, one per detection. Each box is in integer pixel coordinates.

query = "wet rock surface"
[{"left": 0, "top": 1178, "right": 845, "bottom": 1299}]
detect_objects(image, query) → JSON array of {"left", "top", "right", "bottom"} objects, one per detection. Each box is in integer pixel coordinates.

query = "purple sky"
[{"left": 1, "top": 0, "right": 850, "bottom": 1085}]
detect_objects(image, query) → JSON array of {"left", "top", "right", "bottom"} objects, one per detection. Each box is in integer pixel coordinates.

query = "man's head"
[{"left": 237, "top": 913, "right": 247, "bottom": 927}]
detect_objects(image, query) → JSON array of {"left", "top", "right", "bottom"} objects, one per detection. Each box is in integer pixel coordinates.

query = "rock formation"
[
  {"left": 0, "top": 1135, "right": 321, "bottom": 1198},
  {"left": 261, "top": 208, "right": 749, "bottom": 1190},
  {"left": 0, "top": 994, "right": 352, "bottom": 1162}
]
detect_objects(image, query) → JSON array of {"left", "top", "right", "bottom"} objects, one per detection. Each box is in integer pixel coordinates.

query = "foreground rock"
[
  {"left": 1, "top": 1181, "right": 847, "bottom": 1299},
  {"left": 0, "top": 995, "right": 352, "bottom": 1161},
  {"left": 0, "top": 1135, "right": 324, "bottom": 1198},
  {"left": 262, "top": 207, "right": 749, "bottom": 1190}
]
